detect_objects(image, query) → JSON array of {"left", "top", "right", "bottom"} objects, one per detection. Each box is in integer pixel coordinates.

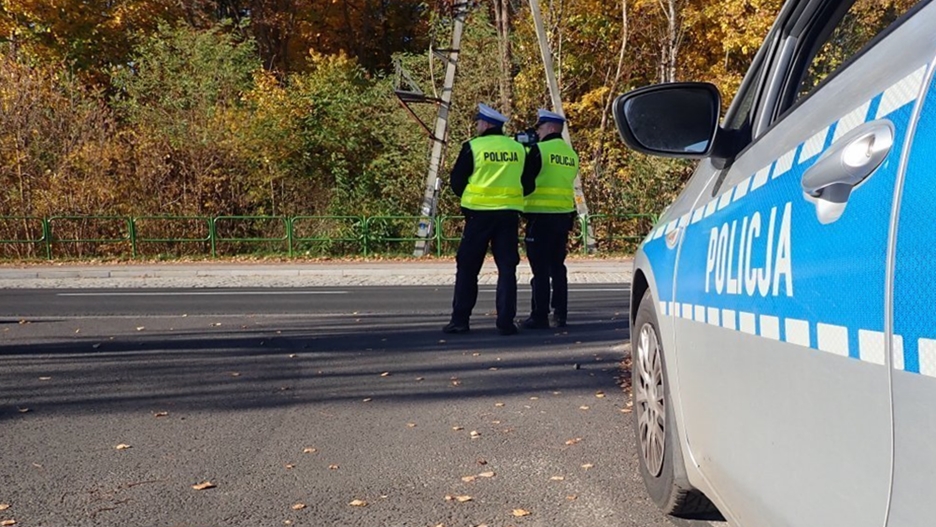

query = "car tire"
[{"left": 632, "top": 289, "right": 720, "bottom": 519}]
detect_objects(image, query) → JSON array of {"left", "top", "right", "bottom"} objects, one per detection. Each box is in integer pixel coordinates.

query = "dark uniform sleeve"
[
  {"left": 521, "top": 144, "right": 541, "bottom": 197},
  {"left": 449, "top": 142, "right": 474, "bottom": 197}
]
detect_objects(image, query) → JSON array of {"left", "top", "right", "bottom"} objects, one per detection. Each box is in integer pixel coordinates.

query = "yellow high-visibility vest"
[
  {"left": 461, "top": 135, "right": 526, "bottom": 212},
  {"left": 524, "top": 138, "right": 578, "bottom": 213}
]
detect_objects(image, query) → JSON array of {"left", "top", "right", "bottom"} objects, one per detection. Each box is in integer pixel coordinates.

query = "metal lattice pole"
[{"left": 413, "top": 2, "right": 471, "bottom": 257}]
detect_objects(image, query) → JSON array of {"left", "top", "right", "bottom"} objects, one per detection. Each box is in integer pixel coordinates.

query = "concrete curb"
[{"left": 0, "top": 258, "right": 634, "bottom": 288}]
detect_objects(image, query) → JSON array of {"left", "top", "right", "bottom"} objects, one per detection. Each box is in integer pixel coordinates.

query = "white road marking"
[{"left": 58, "top": 291, "right": 349, "bottom": 296}]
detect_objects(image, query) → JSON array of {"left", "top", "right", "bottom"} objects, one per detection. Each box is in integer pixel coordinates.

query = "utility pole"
[
  {"left": 403, "top": 1, "right": 471, "bottom": 257},
  {"left": 528, "top": 0, "right": 596, "bottom": 253}
]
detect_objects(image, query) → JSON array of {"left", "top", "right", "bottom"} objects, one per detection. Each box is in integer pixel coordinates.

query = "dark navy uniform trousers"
[
  {"left": 451, "top": 210, "right": 520, "bottom": 329},
  {"left": 523, "top": 212, "right": 574, "bottom": 321}
]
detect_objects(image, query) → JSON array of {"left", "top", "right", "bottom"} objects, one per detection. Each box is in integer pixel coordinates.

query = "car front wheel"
[{"left": 632, "top": 289, "right": 720, "bottom": 519}]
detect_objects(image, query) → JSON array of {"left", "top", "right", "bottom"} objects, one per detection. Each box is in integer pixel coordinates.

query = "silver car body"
[{"left": 626, "top": 0, "right": 936, "bottom": 525}]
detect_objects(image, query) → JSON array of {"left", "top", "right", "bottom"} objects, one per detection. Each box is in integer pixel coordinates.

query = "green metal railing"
[
  {"left": 0, "top": 213, "right": 657, "bottom": 260},
  {"left": 0, "top": 216, "right": 51, "bottom": 259},
  {"left": 134, "top": 216, "right": 212, "bottom": 258}
]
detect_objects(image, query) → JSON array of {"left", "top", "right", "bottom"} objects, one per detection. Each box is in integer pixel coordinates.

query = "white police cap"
[
  {"left": 536, "top": 108, "right": 566, "bottom": 125},
  {"left": 476, "top": 103, "right": 509, "bottom": 126}
]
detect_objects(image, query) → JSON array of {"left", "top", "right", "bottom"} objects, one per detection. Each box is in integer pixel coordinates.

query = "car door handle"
[{"left": 801, "top": 119, "right": 895, "bottom": 224}]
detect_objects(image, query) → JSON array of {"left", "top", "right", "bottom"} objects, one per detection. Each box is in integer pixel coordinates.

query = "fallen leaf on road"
[
  {"left": 75, "top": 329, "right": 80, "bottom": 334},
  {"left": 362, "top": 398, "right": 372, "bottom": 403},
  {"left": 488, "top": 367, "right": 498, "bottom": 371},
  {"left": 192, "top": 481, "right": 216, "bottom": 490},
  {"left": 550, "top": 476, "right": 565, "bottom": 481},
  {"left": 212, "top": 323, "right": 222, "bottom": 327},
  {"left": 16, "top": 408, "right": 28, "bottom": 414},
  {"left": 291, "top": 503, "right": 306, "bottom": 510},
  {"left": 529, "top": 397, "right": 538, "bottom": 400},
  {"left": 92, "top": 343, "right": 101, "bottom": 349},
  {"left": 154, "top": 411, "right": 169, "bottom": 417},
  {"left": 461, "top": 475, "right": 476, "bottom": 483},
  {"left": 445, "top": 495, "right": 472, "bottom": 502},
  {"left": 478, "top": 471, "right": 495, "bottom": 478},
  {"left": 469, "top": 431, "right": 481, "bottom": 439},
  {"left": 303, "top": 447, "right": 317, "bottom": 454},
  {"left": 380, "top": 372, "right": 391, "bottom": 377},
  {"left": 115, "top": 444, "right": 131, "bottom": 450},
  {"left": 348, "top": 499, "right": 367, "bottom": 507},
  {"left": 229, "top": 372, "right": 241, "bottom": 377},
  {"left": 620, "top": 407, "right": 632, "bottom": 413},
  {"left": 0, "top": 505, "right": 8, "bottom": 511},
  {"left": 1, "top": 519, "right": 15, "bottom": 526},
  {"left": 18, "top": 319, "right": 28, "bottom": 325},
  {"left": 285, "top": 464, "right": 295, "bottom": 469},
  {"left": 494, "top": 403, "right": 505, "bottom": 407},
  {"left": 135, "top": 327, "right": 145, "bottom": 331},
  {"left": 564, "top": 438, "right": 582, "bottom": 446},
  {"left": 451, "top": 380, "right": 461, "bottom": 386},
  {"left": 416, "top": 377, "right": 425, "bottom": 381},
  {"left": 38, "top": 377, "right": 51, "bottom": 381},
  {"left": 328, "top": 464, "right": 339, "bottom": 470},
  {"left": 581, "top": 463, "right": 594, "bottom": 470},
  {"left": 289, "top": 354, "right": 297, "bottom": 358},
  {"left": 406, "top": 423, "right": 417, "bottom": 428},
  {"left": 511, "top": 509, "right": 531, "bottom": 517},
  {"left": 596, "top": 391, "right": 606, "bottom": 398},
  {"left": 477, "top": 459, "right": 487, "bottom": 465},
  {"left": 579, "top": 406, "right": 590, "bottom": 410},
  {"left": 567, "top": 495, "right": 578, "bottom": 501},
  {"left": 452, "top": 426, "right": 464, "bottom": 431}
]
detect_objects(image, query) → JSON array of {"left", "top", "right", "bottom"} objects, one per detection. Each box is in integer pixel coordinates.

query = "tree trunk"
[
  {"left": 493, "top": 0, "right": 513, "bottom": 116},
  {"left": 593, "top": 0, "right": 629, "bottom": 177},
  {"left": 659, "top": 0, "right": 682, "bottom": 82}
]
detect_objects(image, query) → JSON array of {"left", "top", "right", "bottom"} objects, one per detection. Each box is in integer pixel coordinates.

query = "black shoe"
[
  {"left": 442, "top": 322, "right": 470, "bottom": 334},
  {"left": 522, "top": 317, "right": 550, "bottom": 330},
  {"left": 553, "top": 315, "right": 567, "bottom": 328},
  {"left": 497, "top": 323, "right": 519, "bottom": 336}
]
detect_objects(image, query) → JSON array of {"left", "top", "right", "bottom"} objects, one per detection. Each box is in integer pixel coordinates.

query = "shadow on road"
[{"left": 0, "top": 306, "right": 632, "bottom": 420}]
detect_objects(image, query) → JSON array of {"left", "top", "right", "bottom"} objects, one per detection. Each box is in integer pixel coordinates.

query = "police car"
[{"left": 612, "top": 0, "right": 934, "bottom": 525}]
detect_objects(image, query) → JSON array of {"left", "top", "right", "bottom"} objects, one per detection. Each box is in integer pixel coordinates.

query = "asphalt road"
[{"left": 0, "top": 285, "right": 712, "bottom": 527}]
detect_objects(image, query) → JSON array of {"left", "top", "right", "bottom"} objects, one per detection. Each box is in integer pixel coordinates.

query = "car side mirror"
[{"left": 613, "top": 82, "right": 722, "bottom": 159}]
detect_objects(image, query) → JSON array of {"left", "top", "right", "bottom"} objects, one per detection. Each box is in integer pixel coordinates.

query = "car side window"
[{"left": 797, "top": 0, "right": 922, "bottom": 100}]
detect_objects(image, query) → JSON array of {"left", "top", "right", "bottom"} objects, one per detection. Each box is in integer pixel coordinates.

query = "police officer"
[
  {"left": 443, "top": 103, "right": 535, "bottom": 336},
  {"left": 521, "top": 109, "right": 580, "bottom": 329}
]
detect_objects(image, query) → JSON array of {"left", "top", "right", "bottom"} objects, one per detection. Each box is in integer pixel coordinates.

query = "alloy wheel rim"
[{"left": 635, "top": 322, "right": 665, "bottom": 477}]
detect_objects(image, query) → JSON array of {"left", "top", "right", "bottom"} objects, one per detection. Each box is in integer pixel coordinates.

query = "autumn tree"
[
  {"left": 110, "top": 23, "right": 260, "bottom": 215},
  {"left": 206, "top": 0, "right": 431, "bottom": 73},
  {"left": 0, "top": 0, "right": 194, "bottom": 84}
]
